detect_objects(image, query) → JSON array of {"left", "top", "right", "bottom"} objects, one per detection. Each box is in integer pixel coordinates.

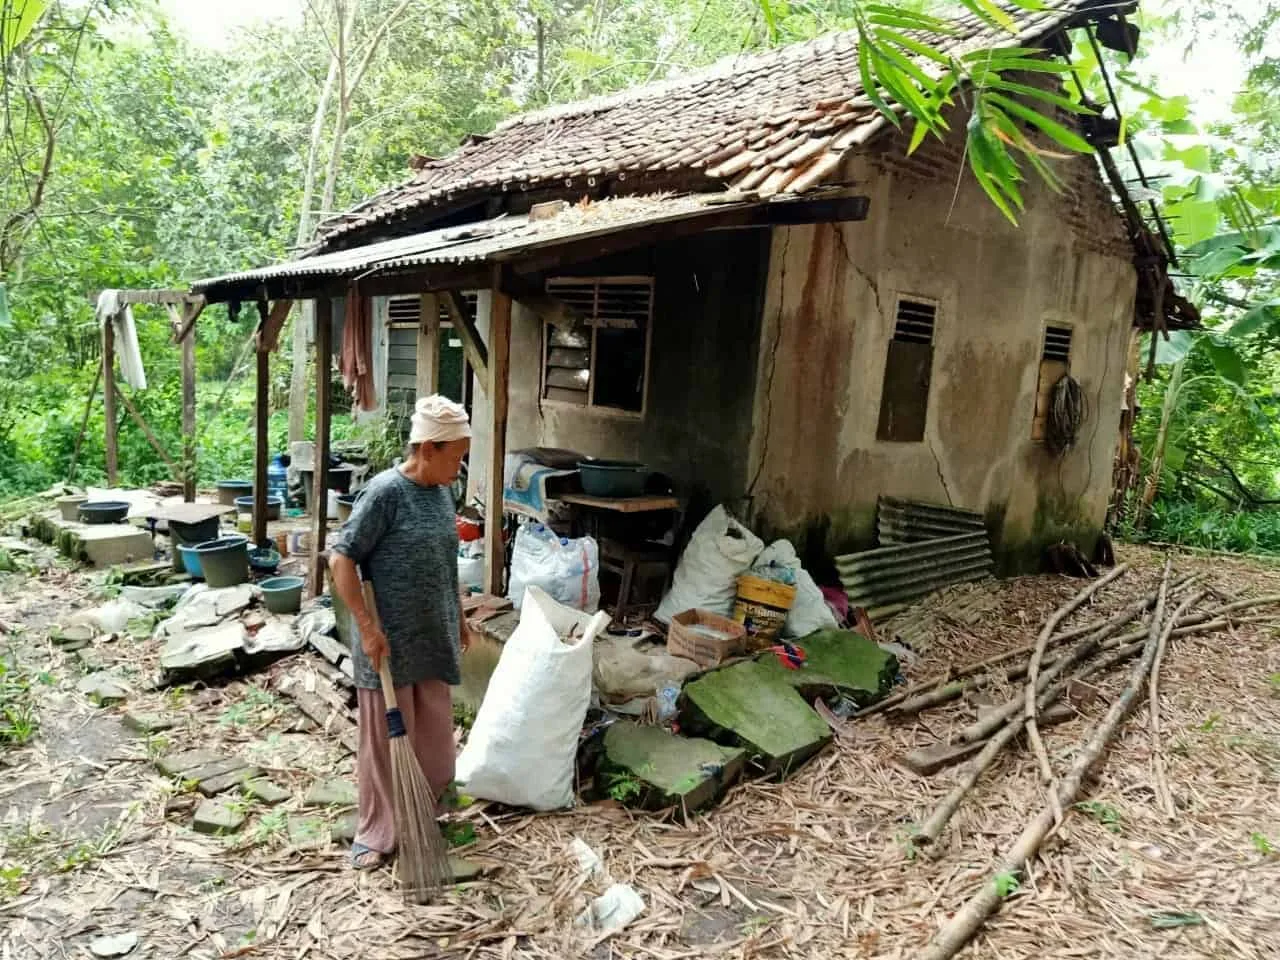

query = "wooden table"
[{"left": 555, "top": 493, "right": 679, "bottom": 514}]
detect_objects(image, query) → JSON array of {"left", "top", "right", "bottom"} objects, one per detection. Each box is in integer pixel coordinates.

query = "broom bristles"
[{"left": 389, "top": 738, "right": 452, "bottom": 903}]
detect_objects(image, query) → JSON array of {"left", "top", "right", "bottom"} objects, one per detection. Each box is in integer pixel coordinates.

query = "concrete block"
[
  {"left": 192, "top": 799, "right": 246, "bottom": 835},
  {"left": 75, "top": 647, "right": 107, "bottom": 673},
  {"left": 30, "top": 512, "right": 153, "bottom": 567},
  {"left": 122, "top": 712, "right": 175, "bottom": 734},
  {"left": 303, "top": 778, "right": 356, "bottom": 808},
  {"left": 196, "top": 763, "right": 263, "bottom": 797},
  {"left": 160, "top": 622, "right": 245, "bottom": 683},
  {"left": 753, "top": 630, "right": 899, "bottom": 706},
  {"left": 242, "top": 778, "right": 290, "bottom": 805},
  {"left": 76, "top": 673, "right": 129, "bottom": 705},
  {"left": 679, "top": 660, "right": 831, "bottom": 777},
  {"left": 601, "top": 721, "right": 744, "bottom": 811},
  {"left": 156, "top": 749, "right": 226, "bottom": 778},
  {"left": 50, "top": 624, "right": 96, "bottom": 648}
]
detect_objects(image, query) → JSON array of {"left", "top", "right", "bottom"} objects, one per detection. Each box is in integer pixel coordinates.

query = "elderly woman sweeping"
[{"left": 328, "top": 395, "right": 474, "bottom": 870}]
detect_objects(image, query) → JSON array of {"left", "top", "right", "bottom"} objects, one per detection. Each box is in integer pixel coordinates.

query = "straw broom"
[{"left": 362, "top": 583, "right": 452, "bottom": 903}]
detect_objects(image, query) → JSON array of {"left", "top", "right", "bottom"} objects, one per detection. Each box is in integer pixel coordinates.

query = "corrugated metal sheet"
[
  {"left": 192, "top": 193, "right": 764, "bottom": 294},
  {"left": 877, "top": 497, "right": 986, "bottom": 546},
  {"left": 837, "top": 532, "right": 993, "bottom": 620}
]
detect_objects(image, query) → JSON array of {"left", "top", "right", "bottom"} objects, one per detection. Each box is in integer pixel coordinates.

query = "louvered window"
[
  {"left": 385, "top": 294, "right": 476, "bottom": 430},
  {"left": 877, "top": 296, "right": 938, "bottom": 442},
  {"left": 892, "top": 299, "right": 937, "bottom": 345},
  {"left": 542, "top": 277, "right": 653, "bottom": 413},
  {"left": 1042, "top": 324, "right": 1072, "bottom": 363},
  {"left": 1032, "top": 324, "right": 1073, "bottom": 442}
]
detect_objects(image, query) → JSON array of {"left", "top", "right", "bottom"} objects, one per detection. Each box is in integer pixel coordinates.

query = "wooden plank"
[
  {"left": 388, "top": 344, "right": 418, "bottom": 361},
  {"left": 172, "top": 295, "right": 207, "bottom": 345},
  {"left": 388, "top": 358, "right": 417, "bottom": 376},
  {"left": 254, "top": 306, "right": 271, "bottom": 548},
  {"left": 557, "top": 493, "right": 679, "bottom": 513},
  {"left": 310, "top": 298, "right": 333, "bottom": 597},
  {"left": 180, "top": 307, "right": 197, "bottom": 502},
  {"left": 388, "top": 373, "right": 417, "bottom": 389},
  {"left": 443, "top": 290, "right": 488, "bottom": 389},
  {"left": 103, "top": 318, "right": 118, "bottom": 487},
  {"left": 255, "top": 299, "right": 293, "bottom": 353},
  {"left": 544, "top": 386, "right": 588, "bottom": 406},
  {"left": 485, "top": 288, "right": 511, "bottom": 596},
  {"left": 417, "top": 292, "right": 440, "bottom": 396},
  {"left": 114, "top": 382, "right": 179, "bottom": 474}
]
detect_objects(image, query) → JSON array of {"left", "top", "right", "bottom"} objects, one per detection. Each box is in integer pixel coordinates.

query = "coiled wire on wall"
[{"left": 1045, "top": 374, "right": 1087, "bottom": 456}]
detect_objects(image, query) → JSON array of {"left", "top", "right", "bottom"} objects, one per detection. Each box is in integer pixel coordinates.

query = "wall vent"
[
  {"left": 892, "top": 299, "right": 937, "bottom": 345},
  {"left": 546, "top": 277, "right": 653, "bottom": 329},
  {"left": 1043, "top": 324, "right": 1072, "bottom": 363}
]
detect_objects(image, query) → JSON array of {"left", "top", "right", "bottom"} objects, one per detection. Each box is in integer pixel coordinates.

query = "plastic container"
[
  {"left": 577, "top": 459, "right": 649, "bottom": 498},
  {"left": 169, "top": 516, "right": 221, "bottom": 573},
  {"left": 668, "top": 609, "right": 747, "bottom": 667},
  {"left": 732, "top": 574, "right": 797, "bottom": 649},
  {"left": 267, "top": 454, "right": 288, "bottom": 504},
  {"left": 57, "top": 495, "right": 88, "bottom": 521},
  {"left": 248, "top": 547, "right": 281, "bottom": 574},
  {"left": 336, "top": 492, "right": 359, "bottom": 523},
  {"left": 193, "top": 537, "right": 250, "bottom": 589},
  {"left": 234, "top": 495, "right": 282, "bottom": 521},
  {"left": 260, "top": 576, "right": 304, "bottom": 614},
  {"left": 216, "top": 480, "right": 252, "bottom": 506},
  {"left": 79, "top": 501, "right": 130, "bottom": 524},
  {"left": 177, "top": 543, "right": 204, "bottom": 580}
]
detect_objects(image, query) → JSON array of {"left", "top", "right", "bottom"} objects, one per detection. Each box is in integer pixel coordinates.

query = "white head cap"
[{"left": 409, "top": 394, "right": 471, "bottom": 445}]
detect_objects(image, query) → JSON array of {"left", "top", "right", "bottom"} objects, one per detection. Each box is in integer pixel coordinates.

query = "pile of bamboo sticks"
[{"left": 856, "top": 562, "right": 1280, "bottom": 960}]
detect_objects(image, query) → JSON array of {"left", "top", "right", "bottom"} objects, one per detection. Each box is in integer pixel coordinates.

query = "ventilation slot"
[
  {"left": 1043, "top": 325, "right": 1072, "bottom": 363},
  {"left": 437, "top": 292, "right": 478, "bottom": 326},
  {"left": 893, "top": 299, "right": 936, "bottom": 345},
  {"left": 387, "top": 297, "right": 420, "bottom": 325},
  {"left": 546, "top": 277, "right": 654, "bottom": 330}
]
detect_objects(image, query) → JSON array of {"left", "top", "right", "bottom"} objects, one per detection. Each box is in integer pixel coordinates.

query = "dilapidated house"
[{"left": 192, "top": 0, "right": 1193, "bottom": 591}]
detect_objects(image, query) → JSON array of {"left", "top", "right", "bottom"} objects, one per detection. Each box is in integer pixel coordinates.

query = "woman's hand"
[{"left": 360, "top": 616, "right": 390, "bottom": 669}]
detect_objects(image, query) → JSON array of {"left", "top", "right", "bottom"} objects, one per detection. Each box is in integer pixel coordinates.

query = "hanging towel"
[
  {"left": 339, "top": 284, "right": 376, "bottom": 411},
  {"left": 95, "top": 290, "right": 147, "bottom": 390}
]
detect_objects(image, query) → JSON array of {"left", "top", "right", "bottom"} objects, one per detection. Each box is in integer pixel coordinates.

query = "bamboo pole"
[{"left": 114, "top": 382, "right": 179, "bottom": 475}]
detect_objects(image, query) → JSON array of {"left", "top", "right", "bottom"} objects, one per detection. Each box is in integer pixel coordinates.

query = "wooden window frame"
[
  {"left": 875, "top": 294, "right": 938, "bottom": 444},
  {"left": 540, "top": 275, "right": 654, "bottom": 419}
]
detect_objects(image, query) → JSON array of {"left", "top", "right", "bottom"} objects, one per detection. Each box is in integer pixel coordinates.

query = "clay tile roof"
[{"left": 320, "top": 0, "right": 1113, "bottom": 246}]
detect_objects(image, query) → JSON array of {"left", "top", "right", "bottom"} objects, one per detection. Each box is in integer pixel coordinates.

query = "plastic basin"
[
  {"left": 260, "top": 576, "right": 304, "bottom": 615},
  {"left": 169, "top": 516, "right": 221, "bottom": 572},
  {"left": 234, "top": 495, "right": 283, "bottom": 521},
  {"left": 193, "top": 537, "right": 250, "bottom": 588},
  {"left": 79, "top": 501, "right": 130, "bottom": 524},
  {"left": 57, "top": 495, "right": 88, "bottom": 521},
  {"left": 177, "top": 543, "right": 204, "bottom": 580},
  {"left": 248, "top": 547, "right": 281, "bottom": 573},
  {"left": 577, "top": 460, "right": 649, "bottom": 498}
]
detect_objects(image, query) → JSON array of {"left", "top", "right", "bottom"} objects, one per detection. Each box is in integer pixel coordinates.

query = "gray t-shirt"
[{"left": 331, "top": 467, "right": 461, "bottom": 689}]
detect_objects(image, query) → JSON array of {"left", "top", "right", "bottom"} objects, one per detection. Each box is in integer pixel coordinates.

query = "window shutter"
[{"left": 877, "top": 297, "right": 937, "bottom": 442}]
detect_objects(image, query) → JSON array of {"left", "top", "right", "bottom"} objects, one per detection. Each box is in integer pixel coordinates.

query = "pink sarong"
[{"left": 354, "top": 678, "right": 454, "bottom": 853}]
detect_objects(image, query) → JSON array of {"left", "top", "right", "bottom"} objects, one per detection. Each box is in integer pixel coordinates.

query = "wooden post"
[
  {"left": 417, "top": 292, "right": 441, "bottom": 396},
  {"left": 103, "top": 315, "right": 118, "bottom": 487},
  {"left": 253, "top": 302, "right": 270, "bottom": 547},
  {"left": 484, "top": 287, "right": 512, "bottom": 596},
  {"left": 181, "top": 311, "right": 197, "bottom": 502},
  {"left": 310, "top": 297, "right": 333, "bottom": 596}
]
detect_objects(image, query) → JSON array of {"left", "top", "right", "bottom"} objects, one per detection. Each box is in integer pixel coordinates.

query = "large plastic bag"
[
  {"left": 507, "top": 523, "right": 601, "bottom": 612},
  {"left": 655, "top": 506, "right": 763, "bottom": 623},
  {"left": 455, "top": 587, "right": 610, "bottom": 810}
]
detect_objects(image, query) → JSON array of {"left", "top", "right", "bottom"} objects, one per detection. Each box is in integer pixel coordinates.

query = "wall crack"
[
  {"left": 928, "top": 438, "right": 956, "bottom": 506},
  {"left": 834, "top": 223, "right": 882, "bottom": 318}
]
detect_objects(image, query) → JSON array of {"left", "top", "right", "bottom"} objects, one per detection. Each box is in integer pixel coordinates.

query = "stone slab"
[
  {"left": 679, "top": 660, "right": 831, "bottom": 777},
  {"left": 75, "top": 647, "right": 107, "bottom": 673},
  {"left": 332, "top": 812, "right": 356, "bottom": 843},
  {"left": 753, "top": 630, "right": 899, "bottom": 706},
  {"left": 160, "top": 622, "right": 246, "bottom": 682},
  {"left": 303, "top": 778, "right": 356, "bottom": 808},
  {"left": 192, "top": 799, "right": 246, "bottom": 835},
  {"left": 196, "top": 764, "right": 263, "bottom": 797},
  {"left": 243, "top": 778, "right": 291, "bottom": 805},
  {"left": 50, "top": 624, "right": 96, "bottom": 647},
  {"left": 601, "top": 721, "right": 744, "bottom": 811},
  {"left": 184, "top": 758, "right": 247, "bottom": 785},
  {"left": 156, "top": 749, "right": 226, "bottom": 778},
  {"left": 122, "top": 712, "right": 175, "bottom": 734},
  {"left": 76, "top": 673, "right": 129, "bottom": 705},
  {"left": 286, "top": 816, "right": 329, "bottom": 851},
  {"left": 30, "top": 513, "right": 153, "bottom": 567}
]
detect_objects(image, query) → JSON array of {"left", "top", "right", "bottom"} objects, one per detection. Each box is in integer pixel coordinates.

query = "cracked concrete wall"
[
  {"left": 745, "top": 141, "right": 1136, "bottom": 569},
  {"left": 467, "top": 230, "right": 770, "bottom": 512}
]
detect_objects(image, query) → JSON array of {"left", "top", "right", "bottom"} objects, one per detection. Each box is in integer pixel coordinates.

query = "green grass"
[
  {"left": 1075, "top": 800, "right": 1123, "bottom": 834},
  {"left": 0, "top": 657, "right": 44, "bottom": 746}
]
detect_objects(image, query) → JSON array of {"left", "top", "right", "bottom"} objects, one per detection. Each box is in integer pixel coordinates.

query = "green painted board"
[
  {"left": 602, "top": 721, "right": 744, "bottom": 811},
  {"left": 754, "top": 630, "right": 898, "bottom": 705}
]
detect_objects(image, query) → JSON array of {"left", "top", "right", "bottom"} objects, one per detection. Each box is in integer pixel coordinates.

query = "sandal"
[{"left": 350, "top": 842, "right": 389, "bottom": 870}]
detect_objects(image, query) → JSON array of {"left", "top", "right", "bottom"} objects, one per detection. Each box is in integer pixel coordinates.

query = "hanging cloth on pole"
[
  {"left": 340, "top": 282, "right": 376, "bottom": 411},
  {"left": 95, "top": 290, "right": 147, "bottom": 390}
]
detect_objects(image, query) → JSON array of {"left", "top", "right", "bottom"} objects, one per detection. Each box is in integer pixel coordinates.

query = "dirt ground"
[{"left": 1, "top": 543, "right": 1278, "bottom": 959}]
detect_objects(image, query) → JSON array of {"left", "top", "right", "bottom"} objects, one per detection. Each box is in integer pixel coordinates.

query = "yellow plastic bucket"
[{"left": 732, "top": 574, "right": 797, "bottom": 648}]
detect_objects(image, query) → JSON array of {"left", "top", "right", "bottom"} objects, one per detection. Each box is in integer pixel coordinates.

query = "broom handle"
[{"left": 361, "top": 581, "right": 399, "bottom": 710}]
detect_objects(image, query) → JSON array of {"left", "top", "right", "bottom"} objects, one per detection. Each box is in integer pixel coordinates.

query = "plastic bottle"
[{"left": 267, "top": 454, "right": 288, "bottom": 504}]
